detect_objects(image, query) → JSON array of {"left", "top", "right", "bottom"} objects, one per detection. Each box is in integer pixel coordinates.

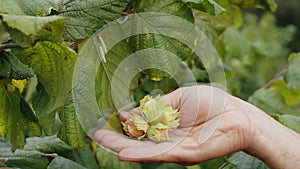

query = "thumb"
[{"left": 159, "top": 88, "right": 182, "bottom": 110}]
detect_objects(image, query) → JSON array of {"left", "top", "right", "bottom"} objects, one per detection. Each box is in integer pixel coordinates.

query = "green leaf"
[
  {"left": 0, "top": 0, "right": 56, "bottom": 16},
  {"left": 32, "top": 83, "right": 57, "bottom": 136},
  {"left": 130, "top": 1, "right": 195, "bottom": 80},
  {"left": 14, "top": 41, "right": 77, "bottom": 135},
  {"left": 134, "top": 0, "right": 194, "bottom": 23},
  {"left": 241, "top": 13, "right": 295, "bottom": 59},
  {"left": 0, "top": 51, "right": 35, "bottom": 80},
  {"left": 156, "top": 163, "right": 185, "bottom": 169},
  {"left": 96, "top": 146, "right": 142, "bottom": 169},
  {"left": 272, "top": 80, "right": 300, "bottom": 106},
  {"left": 273, "top": 115, "right": 300, "bottom": 134},
  {"left": 182, "top": 0, "right": 225, "bottom": 15},
  {"left": 141, "top": 76, "right": 178, "bottom": 95},
  {"left": 48, "top": 156, "right": 85, "bottom": 169},
  {"left": 223, "top": 26, "right": 252, "bottom": 63},
  {"left": 68, "top": 145, "right": 99, "bottom": 169},
  {"left": 57, "top": 0, "right": 129, "bottom": 41},
  {"left": 132, "top": 0, "right": 195, "bottom": 59},
  {"left": 195, "top": 0, "right": 243, "bottom": 32},
  {"left": 0, "top": 137, "right": 12, "bottom": 152},
  {"left": 23, "top": 42, "right": 77, "bottom": 98},
  {"left": 223, "top": 151, "right": 269, "bottom": 169},
  {"left": 58, "top": 94, "right": 85, "bottom": 148},
  {"left": 20, "top": 97, "right": 38, "bottom": 122},
  {"left": 0, "top": 80, "right": 40, "bottom": 150},
  {"left": 198, "top": 157, "right": 227, "bottom": 168},
  {"left": 1, "top": 14, "right": 65, "bottom": 47},
  {"left": 248, "top": 87, "right": 298, "bottom": 116},
  {"left": 24, "top": 135, "right": 73, "bottom": 153},
  {"left": 0, "top": 21, "right": 9, "bottom": 42},
  {"left": 229, "top": 0, "right": 277, "bottom": 12},
  {"left": 0, "top": 149, "right": 49, "bottom": 169},
  {"left": 94, "top": 40, "right": 133, "bottom": 113},
  {"left": 284, "top": 53, "right": 300, "bottom": 90}
]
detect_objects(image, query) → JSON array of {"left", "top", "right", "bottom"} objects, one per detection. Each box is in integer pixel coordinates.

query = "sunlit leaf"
[
  {"left": 272, "top": 80, "right": 300, "bottom": 106},
  {"left": 0, "top": 0, "right": 56, "bottom": 16},
  {"left": 0, "top": 80, "right": 40, "bottom": 150},
  {"left": 284, "top": 53, "right": 300, "bottom": 90},
  {"left": 1, "top": 14, "right": 65, "bottom": 47},
  {"left": 12, "top": 79, "right": 28, "bottom": 93}
]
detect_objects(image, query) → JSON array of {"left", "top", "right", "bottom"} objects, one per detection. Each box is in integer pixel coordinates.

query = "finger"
[
  {"left": 119, "top": 111, "right": 130, "bottom": 122},
  {"left": 160, "top": 88, "right": 182, "bottom": 110},
  {"left": 119, "top": 107, "right": 142, "bottom": 123},
  {"left": 94, "top": 129, "right": 155, "bottom": 153},
  {"left": 119, "top": 141, "right": 175, "bottom": 162}
]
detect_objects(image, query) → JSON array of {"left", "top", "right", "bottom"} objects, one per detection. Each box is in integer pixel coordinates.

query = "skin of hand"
[{"left": 94, "top": 85, "right": 300, "bottom": 168}]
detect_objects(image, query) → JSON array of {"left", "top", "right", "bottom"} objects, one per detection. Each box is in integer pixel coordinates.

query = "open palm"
[{"left": 94, "top": 85, "right": 254, "bottom": 165}]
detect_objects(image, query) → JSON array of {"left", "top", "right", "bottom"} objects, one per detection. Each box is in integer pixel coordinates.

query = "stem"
[
  {"left": 263, "top": 67, "right": 286, "bottom": 89},
  {"left": 42, "top": 153, "right": 58, "bottom": 158},
  {"left": 69, "top": 39, "right": 85, "bottom": 49},
  {"left": 218, "top": 162, "right": 228, "bottom": 169},
  {"left": 0, "top": 43, "right": 21, "bottom": 51}
]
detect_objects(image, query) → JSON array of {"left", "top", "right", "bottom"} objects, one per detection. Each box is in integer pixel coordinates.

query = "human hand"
[{"left": 94, "top": 85, "right": 256, "bottom": 165}]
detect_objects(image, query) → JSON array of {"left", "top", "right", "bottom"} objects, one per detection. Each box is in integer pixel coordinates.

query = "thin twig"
[
  {"left": 42, "top": 153, "right": 58, "bottom": 158},
  {"left": 263, "top": 67, "right": 286, "bottom": 89},
  {"left": 69, "top": 39, "right": 85, "bottom": 49},
  {"left": 0, "top": 43, "right": 21, "bottom": 51},
  {"left": 218, "top": 162, "right": 228, "bottom": 169}
]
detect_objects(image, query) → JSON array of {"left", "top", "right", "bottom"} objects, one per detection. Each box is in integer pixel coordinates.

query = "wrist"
[{"left": 244, "top": 103, "right": 300, "bottom": 168}]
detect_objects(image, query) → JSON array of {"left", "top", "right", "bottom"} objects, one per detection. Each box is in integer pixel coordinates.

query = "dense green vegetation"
[{"left": 0, "top": 0, "right": 299, "bottom": 168}]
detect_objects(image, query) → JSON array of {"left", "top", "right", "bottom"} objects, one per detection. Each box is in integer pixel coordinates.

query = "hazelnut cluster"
[{"left": 122, "top": 95, "right": 180, "bottom": 142}]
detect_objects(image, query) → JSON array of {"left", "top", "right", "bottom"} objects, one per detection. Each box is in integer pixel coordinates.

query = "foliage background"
[{"left": 0, "top": 0, "right": 299, "bottom": 168}]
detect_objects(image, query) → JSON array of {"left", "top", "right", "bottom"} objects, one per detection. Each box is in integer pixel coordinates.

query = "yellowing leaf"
[
  {"left": 0, "top": 80, "right": 40, "bottom": 150},
  {"left": 12, "top": 79, "right": 27, "bottom": 93}
]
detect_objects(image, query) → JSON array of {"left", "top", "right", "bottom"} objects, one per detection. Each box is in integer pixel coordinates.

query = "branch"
[
  {"left": 42, "top": 153, "right": 58, "bottom": 158},
  {"left": 69, "top": 39, "right": 85, "bottom": 49},
  {"left": 263, "top": 67, "right": 286, "bottom": 89},
  {"left": 0, "top": 43, "right": 21, "bottom": 51}
]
